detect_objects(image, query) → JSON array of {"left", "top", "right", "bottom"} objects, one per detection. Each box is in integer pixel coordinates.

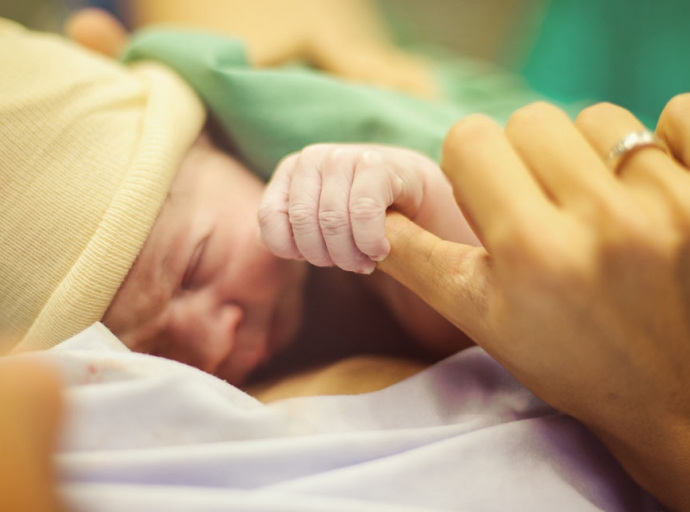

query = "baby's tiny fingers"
[
  {"left": 288, "top": 150, "right": 333, "bottom": 267},
  {"left": 258, "top": 199, "right": 301, "bottom": 259},
  {"left": 350, "top": 152, "right": 396, "bottom": 261},
  {"left": 258, "top": 156, "right": 302, "bottom": 259},
  {"left": 350, "top": 195, "right": 390, "bottom": 261},
  {"left": 319, "top": 148, "right": 376, "bottom": 273}
]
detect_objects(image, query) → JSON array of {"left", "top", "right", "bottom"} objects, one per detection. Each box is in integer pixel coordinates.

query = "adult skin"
[
  {"left": 69, "top": 0, "right": 436, "bottom": 98},
  {"left": 0, "top": 359, "right": 64, "bottom": 512},
  {"left": 378, "top": 98, "right": 690, "bottom": 510}
]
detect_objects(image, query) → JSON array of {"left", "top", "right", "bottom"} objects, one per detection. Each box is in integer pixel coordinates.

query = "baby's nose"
[
  {"left": 195, "top": 302, "right": 244, "bottom": 375},
  {"left": 167, "top": 296, "right": 244, "bottom": 375}
]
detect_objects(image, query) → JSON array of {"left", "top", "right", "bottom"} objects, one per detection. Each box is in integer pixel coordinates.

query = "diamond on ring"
[{"left": 606, "top": 130, "right": 669, "bottom": 173}]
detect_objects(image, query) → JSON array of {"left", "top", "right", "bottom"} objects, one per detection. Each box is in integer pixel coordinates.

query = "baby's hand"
[{"left": 259, "top": 144, "right": 438, "bottom": 274}]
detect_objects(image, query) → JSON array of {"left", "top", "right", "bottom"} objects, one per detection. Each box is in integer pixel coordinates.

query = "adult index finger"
[{"left": 377, "top": 212, "right": 492, "bottom": 342}]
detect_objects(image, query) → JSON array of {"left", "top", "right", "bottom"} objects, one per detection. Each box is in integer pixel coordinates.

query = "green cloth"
[
  {"left": 520, "top": 0, "right": 690, "bottom": 127},
  {"left": 122, "top": 29, "right": 560, "bottom": 180},
  {"left": 123, "top": 30, "right": 460, "bottom": 180}
]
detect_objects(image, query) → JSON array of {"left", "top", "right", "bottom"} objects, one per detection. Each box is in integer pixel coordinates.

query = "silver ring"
[{"left": 606, "top": 130, "right": 669, "bottom": 173}]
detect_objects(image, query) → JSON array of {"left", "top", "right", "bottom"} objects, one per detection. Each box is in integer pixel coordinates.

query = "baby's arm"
[{"left": 259, "top": 144, "right": 479, "bottom": 353}]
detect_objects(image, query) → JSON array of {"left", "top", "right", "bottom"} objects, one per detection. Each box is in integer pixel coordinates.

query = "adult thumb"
[{"left": 377, "top": 212, "right": 491, "bottom": 340}]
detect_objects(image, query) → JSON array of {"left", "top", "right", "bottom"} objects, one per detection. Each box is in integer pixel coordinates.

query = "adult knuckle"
[
  {"left": 488, "top": 219, "right": 542, "bottom": 264},
  {"left": 442, "top": 114, "right": 499, "bottom": 164},
  {"left": 607, "top": 197, "right": 654, "bottom": 236},
  {"left": 618, "top": 206, "right": 686, "bottom": 264},
  {"left": 506, "top": 101, "right": 565, "bottom": 131},
  {"left": 575, "top": 102, "right": 627, "bottom": 132},
  {"left": 445, "top": 114, "right": 497, "bottom": 145},
  {"left": 595, "top": 203, "right": 674, "bottom": 260},
  {"left": 589, "top": 195, "right": 636, "bottom": 226},
  {"left": 527, "top": 246, "right": 587, "bottom": 296},
  {"left": 491, "top": 217, "right": 582, "bottom": 285}
]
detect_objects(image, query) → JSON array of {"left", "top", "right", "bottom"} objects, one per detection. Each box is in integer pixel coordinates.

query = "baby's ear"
[{"left": 64, "top": 8, "right": 129, "bottom": 58}]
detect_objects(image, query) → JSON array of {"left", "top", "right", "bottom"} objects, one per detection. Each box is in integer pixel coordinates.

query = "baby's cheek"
[{"left": 102, "top": 283, "right": 171, "bottom": 353}]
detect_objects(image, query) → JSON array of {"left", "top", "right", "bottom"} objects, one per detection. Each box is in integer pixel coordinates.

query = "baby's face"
[{"left": 102, "top": 133, "right": 307, "bottom": 384}]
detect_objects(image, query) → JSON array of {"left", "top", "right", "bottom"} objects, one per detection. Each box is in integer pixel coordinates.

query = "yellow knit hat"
[{"left": 0, "top": 19, "right": 206, "bottom": 354}]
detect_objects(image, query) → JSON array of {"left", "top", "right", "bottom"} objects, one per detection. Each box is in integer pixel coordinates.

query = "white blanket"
[{"left": 13, "top": 324, "right": 664, "bottom": 511}]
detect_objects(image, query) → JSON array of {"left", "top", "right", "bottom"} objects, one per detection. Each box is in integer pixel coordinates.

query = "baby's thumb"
[{"left": 378, "top": 212, "right": 491, "bottom": 338}]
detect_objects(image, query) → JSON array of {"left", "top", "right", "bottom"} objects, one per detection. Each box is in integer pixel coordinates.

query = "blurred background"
[
  {"left": 1, "top": 0, "right": 686, "bottom": 126},
  {"left": 0, "top": 0, "right": 540, "bottom": 63},
  {"left": 0, "top": 0, "right": 79, "bottom": 33}
]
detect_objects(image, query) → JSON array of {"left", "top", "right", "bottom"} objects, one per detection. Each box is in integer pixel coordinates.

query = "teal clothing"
[
  {"left": 520, "top": 0, "right": 690, "bottom": 126},
  {"left": 123, "top": 30, "right": 460, "bottom": 180},
  {"left": 122, "top": 29, "right": 557, "bottom": 180}
]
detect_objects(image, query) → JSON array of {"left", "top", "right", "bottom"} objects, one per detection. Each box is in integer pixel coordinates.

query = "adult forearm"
[
  {"left": 0, "top": 360, "right": 64, "bottom": 512},
  {"left": 130, "top": 0, "right": 435, "bottom": 97}
]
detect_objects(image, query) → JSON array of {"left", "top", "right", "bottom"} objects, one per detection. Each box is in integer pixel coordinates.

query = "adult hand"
[
  {"left": 65, "top": 8, "right": 128, "bottom": 58},
  {"left": 259, "top": 142, "right": 477, "bottom": 353},
  {"left": 129, "top": 0, "right": 437, "bottom": 98},
  {"left": 0, "top": 359, "right": 64, "bottom": 512},
  {"left": 67, "top": 3, "right": 436, "bottom": 97},
  {"left": 378, "top": 97, "right": 690, "bottom": 510}
]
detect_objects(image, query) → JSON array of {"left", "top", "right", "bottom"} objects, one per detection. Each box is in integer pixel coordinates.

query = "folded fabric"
[
  {"left": 7, "top": 323, "right": 664, "bottom": 511},
  {"left": 121, "top": 29, "right": 577, "bottom": 181}
]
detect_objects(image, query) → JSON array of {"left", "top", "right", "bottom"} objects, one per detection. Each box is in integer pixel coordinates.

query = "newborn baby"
[
  {"left": 1, "top": 19, "right": 478, "bottom": 386},
  {"left": 102, "top": 137, "right": 480, "bottom": 384}
]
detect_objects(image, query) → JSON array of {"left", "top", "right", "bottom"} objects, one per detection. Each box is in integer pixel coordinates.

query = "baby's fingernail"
[
  {"left": 370, "top": 240, "right": 391, "bottom": 262},
  {"left": 356, "top": 265, "right": 376, "bottom": 275}
]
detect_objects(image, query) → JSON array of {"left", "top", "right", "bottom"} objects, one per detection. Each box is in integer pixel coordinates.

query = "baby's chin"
[
  {"left": 219, "top": 292, "right": 304, "bottom": 386},
  {"left": 226, "top": 266, "right": 306, "bottom": 385},
  {"left": 215, "top": 345, "right": 268, "bottom": 386}
]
